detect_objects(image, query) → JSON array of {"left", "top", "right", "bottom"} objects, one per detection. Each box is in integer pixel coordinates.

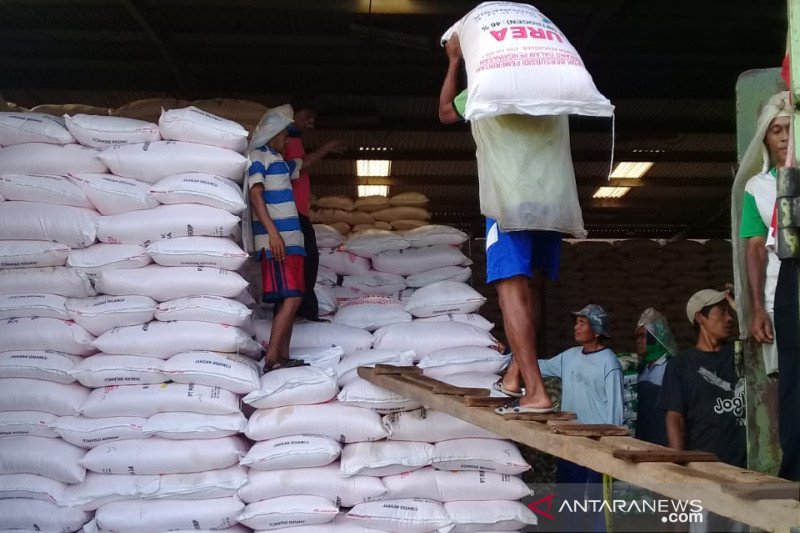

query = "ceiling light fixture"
[
  {"left": 610, "top": 161, "right": 653, "bottom": 179},
  {"left": 356, "top": 159, "right": 391, "bottom": 177},
  {"left": 593, "top": 186, "right": 631, "bottom": 199},
  {"left": 357, "top": 184, "right": 389, "bottom": 197}
]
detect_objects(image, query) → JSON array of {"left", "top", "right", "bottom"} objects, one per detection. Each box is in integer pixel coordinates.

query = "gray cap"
[{"left": 571, "top": 304, "right": 610, "bottom": 337}]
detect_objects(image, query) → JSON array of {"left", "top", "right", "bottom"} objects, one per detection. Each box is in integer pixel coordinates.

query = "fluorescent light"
[
  {"left": 593, "top": 186, "right": 630, "bottom": 199},
  {"left": 357, "top": 185, "right": 389, "bottom": 197},
  {"left": 356, "top": 160, "right": 391, "bottom": 177},
  {"left": 610, "top": 161, "right": 653, "bottom": 179}
]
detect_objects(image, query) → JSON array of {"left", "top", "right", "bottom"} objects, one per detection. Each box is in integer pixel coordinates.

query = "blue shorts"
[{"left": 485, "top": 218, "right": 561, "bottom": 284}]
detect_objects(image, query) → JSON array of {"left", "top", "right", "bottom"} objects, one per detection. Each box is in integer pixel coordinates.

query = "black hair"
[{"left": 692, "top": 304, "right": 716, "bottom": 338}]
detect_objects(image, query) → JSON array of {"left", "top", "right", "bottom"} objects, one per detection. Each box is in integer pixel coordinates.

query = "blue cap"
[{"left": 571, "top": 304, "right": 610, "bottom": 337}]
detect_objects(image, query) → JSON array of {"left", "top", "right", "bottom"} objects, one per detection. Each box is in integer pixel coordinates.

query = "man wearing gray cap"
[
  {"left": 507, "top": 304, "right": 621, "bottom": 533},
  {"left": 658, "top": 289, "right": 745, "bottom": 468}
]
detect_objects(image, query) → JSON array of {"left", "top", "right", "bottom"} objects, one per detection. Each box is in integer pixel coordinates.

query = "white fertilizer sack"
[
  {"left": 49, "top": 415, "right": 147, "bottom": 449},
  {"left": 241, "top": 435, "right": 342, "bottom": 471},
  {"left": 340, "top": 441, "right": 434, "bottom": 477},
  {"left": 0, "top": 349, "right": 79, "bottom": 383},
  {"left": 66, "top": 294, "right": 156, "bottom": 336},
  {"left": 243, "top": 366, "right": 338, "bottom": 409},
  {"left": 246, "top": 403, "right": 388, "bottom": 443},
  {"left": 69, "top": 172, "right": 158, "bottom": 215},
  {"left": 98, "top": 140, "right": 247, "bottom": 183},
  {"left": 155, "top": 295, "right": 251, "bottom": 325},
  {"left": 0, "top": 267, "right": 96, "bottom": 298},
  {"left": 95, "top": 265, "right": 248, "bottom": 301},
  {"left": 65, "top": 114, "right": 161, "bottom": 149},
  {"left": 80, "top": 383, "right": 241, "bottom": 418},
  {"left": 0, "top": 378, "right": 88, "bottom": 415},
  {"left": 0, "top": 201, "right": 98, "bottom": 248},
  {"left": 0, "top": 240, "right": 70, "bottom": 269},
  {"left": 70, "top": 355, "right": 166, "bottom": 387},
  {"left": 0, "top": 293, "right": 69, "bottom": 320},
  {"left": 92, "top": 321, "right": 260, "bottom": 358},
  {"left": 239, "top": 464, "right": 387, "bottom": 507},
  {"left": 80, "top": 436, "right": 247, "bottom": 475},
  {"left": 383, "top": 408, "right": 501, "bottom": 442},
  {"left": 67, "top": 243, "right": 151, "bottom": 273},
  {"left": 97, "top": 204, "right": 239, "bottom": 245},
  {"left": 159, "top": 106, "right": 249, "bottom": 152},
  {"left": 146, "top": 236, "right": 247, "bottom": 270},
  {"left": 0, "top": 173, "right": 92, "bottom": 208},
  {"left": 0, "top": 112, "right": 74, "bottom": 145}
]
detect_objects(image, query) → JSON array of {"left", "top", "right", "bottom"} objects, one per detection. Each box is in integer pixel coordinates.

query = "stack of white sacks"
[
  {"left": 240, "top": 223, "right": 537, "bottom": 531},
  {"left": 1, "top": 109, "right": 537, "bottom": 531},
  {"left": 0, "top": 108, "right": 260, "bottom": 531}
]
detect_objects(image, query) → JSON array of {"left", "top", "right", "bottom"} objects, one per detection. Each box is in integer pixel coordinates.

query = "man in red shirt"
[{"left": 283, "top": 98, "right": 344, "bottom": 320}]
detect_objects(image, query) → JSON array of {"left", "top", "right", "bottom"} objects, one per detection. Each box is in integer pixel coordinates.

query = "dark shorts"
[
  {"left": 261, "top": 255, "right": 305, "bottom": 303},
  {"left": 485, "top": 218, "right": 561, "bottom": 284}
]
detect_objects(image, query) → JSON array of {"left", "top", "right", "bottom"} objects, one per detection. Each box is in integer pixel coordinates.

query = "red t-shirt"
[{"left": 283, "top": 136, "right": 311, "bottom": 216}]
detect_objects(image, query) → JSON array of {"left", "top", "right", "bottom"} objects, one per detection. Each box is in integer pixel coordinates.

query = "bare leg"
[
  {"left": 501, "top": 271, "right": 544, "bottom": 393},
  {"left": 495, "top": 275, "right": 552, "bottom": 409},
  {"left": 265, "top": 296, "right": 302, "bottom": 370}
]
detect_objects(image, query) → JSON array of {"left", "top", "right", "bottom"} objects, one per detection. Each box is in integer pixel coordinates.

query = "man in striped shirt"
[
  {"left": 246, "top": 104, "right": 305, "bottom": 372},
  {"left": 245, "top": 104, "right": 339, "bottom": 371}
]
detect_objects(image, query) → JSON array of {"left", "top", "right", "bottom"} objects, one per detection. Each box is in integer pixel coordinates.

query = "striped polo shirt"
[{"left": 246, "top": 145, "right": 305, "bottom": 258}]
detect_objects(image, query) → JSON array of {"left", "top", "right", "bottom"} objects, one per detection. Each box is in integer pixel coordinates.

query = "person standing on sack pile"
[
  {"left": 658, "top": 289, "right": 746, "bottom": 533},
  {"left": 282, "top": 97, "right": 345, "bottom": 321},
  {"left": 732, "top": 89, "right": 800, "bottom": 481},
  {"left": 634, "top": 308, "right": 679, "bottom": 446},
  {"left": 439, "top": 34, "right": 587, "bottom": 414},
  {"left": 510, "top": 304, "right": 622, "bottom": 532},
  {"left": 243, "top": 105, "right": 343, "bottom": 372}
]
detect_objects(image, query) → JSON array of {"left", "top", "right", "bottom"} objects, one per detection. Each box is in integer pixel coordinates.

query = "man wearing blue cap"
[
  {"left": 498, "top": 303, "right": 624, "bottom": 423},
  {"left": 505, "top": 303, "right": 622, "bottom": 532}
]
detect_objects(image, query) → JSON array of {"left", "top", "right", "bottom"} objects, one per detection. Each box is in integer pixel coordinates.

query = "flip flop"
[
  {"left": 492, "top": 379, "right": 524, "bottom": 398},
  {"left": 495, "top": 398, "right": 556, "bottom": 415}
]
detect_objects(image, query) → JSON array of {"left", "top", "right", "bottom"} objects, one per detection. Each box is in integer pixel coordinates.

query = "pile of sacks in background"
[
  {"left": 312, "top": 222, "right": 477, "bottom": 324},
  {"left": 0, "top": 107, "right": 537, "bottom": 531},
  {"left": 0, "top": 107, "right": 260, "bottom": 531},
  {"left": 310, "top": 193, "right": 432, "bottom": 236}
]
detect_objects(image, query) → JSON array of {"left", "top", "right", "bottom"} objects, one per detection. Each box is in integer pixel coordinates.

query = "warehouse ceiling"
[{"left": 0, "top": 0, "right": 788, "bottom": 238}]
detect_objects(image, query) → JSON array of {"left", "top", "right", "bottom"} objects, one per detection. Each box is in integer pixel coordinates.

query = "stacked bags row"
[
  {"left": 309, "top": 193, "right": 432, "bottom": 236},
  {"left": 313, "top": 223, "right": 475, "bottom": 321},
  {"left": 237, "top": 321, "right": 537, "bottom": 531},
  {"left": 0, "top": 107, "right": 262, "bottom": 531},
  {"left": 5, "top": 96, "right": 269, "bottom": 135}
]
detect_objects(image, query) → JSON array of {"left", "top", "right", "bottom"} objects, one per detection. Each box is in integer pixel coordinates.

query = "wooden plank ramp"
[{"left": 359, "top": 366, "right": 800, "bottom": 532}]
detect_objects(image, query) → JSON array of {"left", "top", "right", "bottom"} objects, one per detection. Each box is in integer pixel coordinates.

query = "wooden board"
[
  {"left": 722, "top": 482, "right": 800, "bottom": 501},
  {"left": 373, "top": 364, "right": 422, "bottom": 375},
  {"left": 612, "top": 449, "right": 718, "bottom": 464},
  {"left": 430, "top": 385, "right": 490, "bottom": 397},
  {"left": 359, "top": 367, "right": 800, "bottom": 532},
  {"left": 501, "top": 411, "right": 577, "bottom": 422},
  {"left": 461, "top": 396, "right": 508, "bottom": 407},
  {"left": 550, "top": 424, "right": 630, "bottom": 437}
]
